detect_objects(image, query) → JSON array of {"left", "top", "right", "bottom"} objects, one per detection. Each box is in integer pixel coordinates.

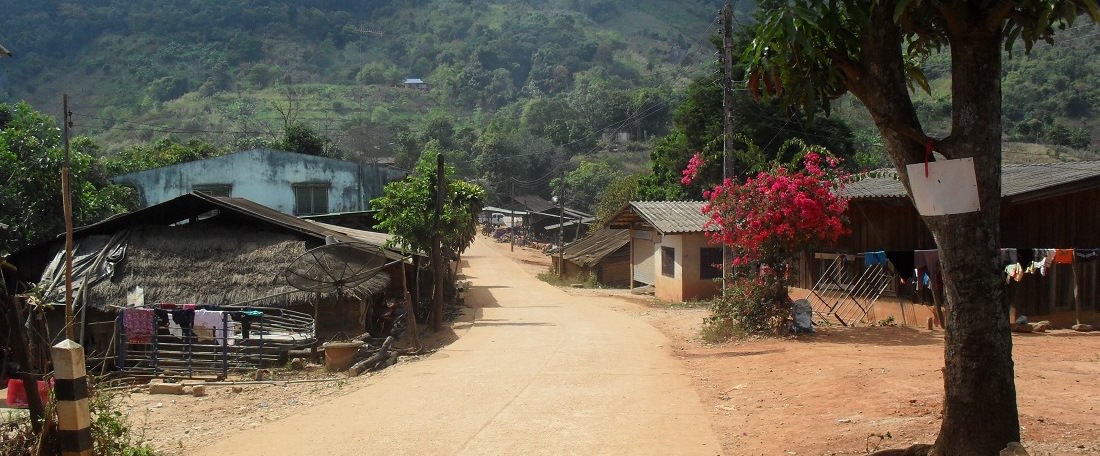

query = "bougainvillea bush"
[{"left": 684, "top": 142, "right": 850, "bottom": 335}]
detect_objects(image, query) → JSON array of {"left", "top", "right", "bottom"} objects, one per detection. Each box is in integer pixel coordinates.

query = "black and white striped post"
[{"left": 51, "top": 339, "right": 93, "bottom": 456}]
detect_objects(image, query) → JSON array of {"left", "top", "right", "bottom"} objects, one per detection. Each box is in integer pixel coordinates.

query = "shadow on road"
[
  {"left": 797, "top": 326, "right": 943, "bottom": 347},
  {"left": 678, "top": 348, "right": 786, "bottom": 358},
  {"left": 473, "top": 321, "right": 556, "bottom": 327}
]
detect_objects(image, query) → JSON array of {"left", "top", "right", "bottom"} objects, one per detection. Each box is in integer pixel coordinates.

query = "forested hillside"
[
  {"left": 0, "top": 1, "right": 721, "bottom": 156},
  {"left": 1, "top": 0, "right": 1097, "bottom": 209}
]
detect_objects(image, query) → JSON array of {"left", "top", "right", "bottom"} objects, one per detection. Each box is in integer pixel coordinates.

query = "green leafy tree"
[
  {"left": 626, "top": 87, "right": 672, "bottom": 140},
  {"left": 520, "top": 97, "right": 586, "bottom": 150},
  {"left": 0, "top": 103, "right": 135, "bottom": 254},
  {"left": 371, "top": 145, "right": 486, "bottom": 260},
  {"left": 103, "top": 137, "right": 225, "bottom": 176},
  {"left": 473, "top": 123, "right": 561, "bottom": 205},
  {"left": 743, "top": 1, "right": 1099, "bottom": 453},
  {"left": 1046, "top": 123, "right": 1090, "bottom": 149},
  {"left": 638, "top": 131, "right": 695, "bottom": 201},
  {"left": 592, "top": 172, "right": 643, "bottom": 228},
  {"left": 355, "top": 61, "right": 401, "bottom": 85},
  {"left": 639, "top": 61, "right": 858, "bottom": 200},
  {"left": 144, "top": 76, "right": 189, "bottom": 104},
  {"left": 552, "top": 160, "right": 625, "bottom": 214},
  {"left": 279, "top": 123, "right": 339, "bottom": 158}
]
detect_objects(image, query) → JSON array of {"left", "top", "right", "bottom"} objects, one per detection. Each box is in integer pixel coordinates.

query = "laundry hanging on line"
[
  {"left": 122, "top": 307, "right": 155, "bottom": 344},
  {"left": 858, "top": 247, "right": 1099, "bottom": 287}
]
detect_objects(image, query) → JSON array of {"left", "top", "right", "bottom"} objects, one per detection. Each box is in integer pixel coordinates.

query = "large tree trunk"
[
  {"left": 926, "top": 17, "right": 1019, "bottom": 456},
  {"left": 850, "top": 5, "right": 1019, "bottom": 455}
]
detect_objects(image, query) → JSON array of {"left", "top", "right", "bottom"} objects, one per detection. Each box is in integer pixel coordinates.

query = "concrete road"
[{"left": 194, "top": 237, "right": 722, "bottom": 455}]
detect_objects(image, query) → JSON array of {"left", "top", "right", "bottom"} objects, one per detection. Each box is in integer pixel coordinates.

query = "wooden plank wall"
[{"left": 799, "top": 189, "right": 1100, "bottom": 315}]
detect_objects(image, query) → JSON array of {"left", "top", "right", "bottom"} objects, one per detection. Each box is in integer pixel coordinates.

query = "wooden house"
[
  {"left": 805, "top": 161, "right": 1100, "bottom": 327},
  {"left": 497, "top": 195, "right": 592, "bottom": 245}
]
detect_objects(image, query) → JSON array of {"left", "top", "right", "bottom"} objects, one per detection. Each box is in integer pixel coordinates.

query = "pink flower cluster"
[
  {"left": 681, "top": 152, "right": 705, "bottom": 185},
  {"left": 693, "top": 151, "right": 849, "bottom": 266}
]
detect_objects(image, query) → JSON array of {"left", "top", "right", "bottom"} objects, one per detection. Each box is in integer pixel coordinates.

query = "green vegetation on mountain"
[
  {"left": 1, "top": 1, "right": 719, "bottom": 154},
  {"left": 0, "top": 0, "right": 1097, "bottom": 219}
]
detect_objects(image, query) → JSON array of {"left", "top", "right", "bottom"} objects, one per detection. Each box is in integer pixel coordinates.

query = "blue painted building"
[{"left": 111, "top": 149, "right": 407, "bottom": 215}]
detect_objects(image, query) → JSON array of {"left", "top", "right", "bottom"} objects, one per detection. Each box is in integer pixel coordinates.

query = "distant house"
[
  {"left": 480, "top": 206, "right": 528, "bottom": 227},
  {"left": 499, "top": 194, "right": 593, "bottom": 244},
  {"left": 606, "top": 201, "right": 721, "bottom": 302},
  {"left": 542, "top": 213, "right": 595, "bottom": 244},
  {"left": 402, "top": 78, "right": 429, "bottom": 90},
  {"left": 111, "top": 148, "right": 407, "bottom": 216}
]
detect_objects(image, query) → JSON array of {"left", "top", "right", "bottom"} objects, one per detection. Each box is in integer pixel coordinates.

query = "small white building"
[
  {"left": 111, "top": 149, "right": 407, "bottom": 216},
  {"left": 402, "top": 78, "right": 430, "bottom": 90},
  {"left": 606, "top": 201, "right": 721, "bottom": 302}
]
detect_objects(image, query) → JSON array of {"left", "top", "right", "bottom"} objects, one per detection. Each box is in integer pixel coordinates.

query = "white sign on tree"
[{"left": 906, "top": 158, "right": 981, "bottom": 216}]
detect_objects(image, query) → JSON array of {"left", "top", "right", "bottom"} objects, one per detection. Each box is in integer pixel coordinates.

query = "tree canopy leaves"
[
  {"left": 0, "top": 103, "right": 135, "bottom": 254},
  {"left": 371, "top": 145, "right": 485, "bottom": 261}
]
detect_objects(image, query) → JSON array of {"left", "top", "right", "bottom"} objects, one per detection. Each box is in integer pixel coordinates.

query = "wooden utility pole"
[
  {"left": 509, "top": 182, "right": 515, "bottom": 252},
  {"left": 720, "top": 1, "right": 736, "bottom": 289},
  {"left": 62, "top": 94, "right": 76, "bottom": 341},
  {"left": 557, "top": 170, "right": 565, "bottom": 279},
  {"left": 431, "top": 153, "right": 446, "bottom": 331}
]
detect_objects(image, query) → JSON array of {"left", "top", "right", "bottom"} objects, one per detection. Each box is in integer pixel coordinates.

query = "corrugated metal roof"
[
  {"left": 844, "top": 161, "right": 1100, "bottom": 201},
  {"left": 561, "top": 229, "right": 630, "bottom": 267},
  {"left": 630, "top": 201, "right": 712, "bottom": 234},
  {"left": 307, "top": 220, "right": 397, "bottom": 250},
  {"left": 211, "top": 196, "right": 412, "bottom": 261},
  {"left": 544, "top": 216, "right": 595, "bottom": 231},
  {"left": 509, "top": 194, "right": 557, "bottom": 213},
  {"left": 481, "top": 206, "right": 530, "bottom": 215}
]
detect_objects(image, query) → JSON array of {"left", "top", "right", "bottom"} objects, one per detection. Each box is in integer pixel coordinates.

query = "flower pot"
[{"left": 322, "top": 341, "right": 363, "bottom": 372}]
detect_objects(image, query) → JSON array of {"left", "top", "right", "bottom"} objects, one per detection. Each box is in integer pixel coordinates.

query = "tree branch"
[
  {"left": 985, "top": 2, "right": 1018, "bottom": 31},
  {"left": 825, "top": 51, "right": 861, "bottom": 84}
]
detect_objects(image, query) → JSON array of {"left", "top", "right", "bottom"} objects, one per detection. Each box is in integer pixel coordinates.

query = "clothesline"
[
  {"left": 858, "top": 248, "right": 1100, "bottom": 290},
  {"left": 120, "top": 306, "right": 240, "bottom": 346}
]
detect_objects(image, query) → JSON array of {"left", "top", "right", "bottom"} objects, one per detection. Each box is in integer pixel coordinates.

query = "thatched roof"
[
  {"left": 11, "top": 193, "right": 412, "bottom": 310},
  {"left": 76, "top": 222, "right": 389, "bottom": 310}
]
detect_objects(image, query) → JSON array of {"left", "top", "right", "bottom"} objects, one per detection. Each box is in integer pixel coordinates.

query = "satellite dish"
[
  {"left": 285, "top": 242, "right": 390, "bottom": 340},
  {"left": 285, "top": 242, "right": 388, "bottom": 294}
]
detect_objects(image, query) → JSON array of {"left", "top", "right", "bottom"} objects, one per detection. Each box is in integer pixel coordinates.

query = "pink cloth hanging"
[{"left": 123, "top": 307, "right": 155, "bottom": 344}]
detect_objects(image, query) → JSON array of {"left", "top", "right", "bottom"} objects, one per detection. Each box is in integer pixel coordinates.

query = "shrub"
[{"left": 685, "top": 140, "right": 849, "bottom": 337}]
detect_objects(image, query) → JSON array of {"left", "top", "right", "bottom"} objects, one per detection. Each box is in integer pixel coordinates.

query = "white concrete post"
[{"left": 51, "top": 339, "right": 93, "bottom": 456}]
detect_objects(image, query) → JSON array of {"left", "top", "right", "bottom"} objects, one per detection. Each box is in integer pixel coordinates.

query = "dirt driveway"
[{"left": 119, "top": 237, "right": 1100, "bottom": 455}]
